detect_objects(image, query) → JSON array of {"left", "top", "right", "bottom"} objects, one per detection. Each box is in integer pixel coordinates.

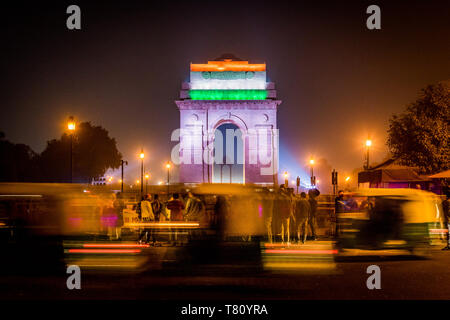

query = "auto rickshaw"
[{"left": 336, "top": 188, "right": 442, "bottom": 256}]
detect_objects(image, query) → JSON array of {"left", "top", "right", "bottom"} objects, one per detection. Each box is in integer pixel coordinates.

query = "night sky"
[{"left": 1, "top": 0, "right": 449, "bottom": 185}]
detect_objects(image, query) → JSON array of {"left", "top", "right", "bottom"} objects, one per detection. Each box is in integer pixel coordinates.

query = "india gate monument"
[{"left": 175, "top": 54, "right": 281, "bottom": 185}]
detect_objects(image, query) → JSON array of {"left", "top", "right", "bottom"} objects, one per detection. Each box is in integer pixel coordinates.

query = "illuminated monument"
[{"left": 175, "top": 55, "right": 280, "bottom": 184}]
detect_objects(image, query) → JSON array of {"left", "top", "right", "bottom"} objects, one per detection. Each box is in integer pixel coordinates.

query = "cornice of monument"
[{"left": 175, "top": 100, "right": 282, "bottom": 110}]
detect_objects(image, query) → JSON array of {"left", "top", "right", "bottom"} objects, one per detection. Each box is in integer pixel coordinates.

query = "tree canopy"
[
  {"left": 0, "top": 122, "right": 122, "bottom": 183},
  {"left": 39, "top": 122, "right": 122, "bottom": 182},
  {"left": 387, "top": 81, "right": 449, "bottom": 174}
]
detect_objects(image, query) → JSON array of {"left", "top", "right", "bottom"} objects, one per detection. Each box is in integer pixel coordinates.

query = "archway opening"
[{"left": 212, "top": 123, "right": 244, "bottom": 183}]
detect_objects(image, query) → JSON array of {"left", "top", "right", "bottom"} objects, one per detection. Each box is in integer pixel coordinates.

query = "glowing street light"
[
  {"left": 166, "top": 161, "right": 171, "bottom": 195},
  {"left": 67, "top": 117, "right": 76, "bottom": 131},
  {"left": 309, "top": 158, "right": 315, "bottom": 186},
  {"left": 158, "top": 181, "right": 163, "bottom": 185},
  {"left": 283, "top": 171, "right": 288, "bottom": 187},
  {"left": 67, "top": 116, "right": 76, "bottom": 183},
  {"left": 145, "top": 173, "right": 150, "bottom": 194},
  {"left": 365, "top": 138, "right": 372, "bottom": 170},
  {"left": 345, "top": 176, "right": 351, "bottom": 182},
  {"left": 139, "top": 149, "right": 145, "bottom": 196}
]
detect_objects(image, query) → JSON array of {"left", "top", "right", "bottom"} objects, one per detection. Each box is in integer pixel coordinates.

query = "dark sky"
[{"left": 1, "top": 0, "right": 449, "bottom": 184}]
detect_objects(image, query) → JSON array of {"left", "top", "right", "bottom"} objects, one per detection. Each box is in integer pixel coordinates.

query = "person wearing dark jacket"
[
  {"left": 277, "top": 186, "right": 294, "bottom": 244},
  {"left": 295, "top": 192, "right": 310, "bottom": 244},
  {"left": 308, "top": 188, "right": 320, "bottom": 240},
  {"left": 166, "top": 193, "right": 185, "bottom": 245}
]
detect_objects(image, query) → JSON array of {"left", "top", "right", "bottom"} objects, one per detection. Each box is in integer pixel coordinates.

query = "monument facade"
[{"left": 175, "top": 55, "right": 281, "bottom": 184}]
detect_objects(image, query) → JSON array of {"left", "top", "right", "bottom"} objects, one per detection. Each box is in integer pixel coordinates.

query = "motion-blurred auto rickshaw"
[{"left": 336, "top": 188, "right": 442, "bottom": 256}]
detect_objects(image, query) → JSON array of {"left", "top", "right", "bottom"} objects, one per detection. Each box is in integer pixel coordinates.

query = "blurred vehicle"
[
  {"left": 336, "top": 188, "right": 442, "bottom": 256},
  {"left": 0, "top": 183, "right": 152, "bottom": 273}
]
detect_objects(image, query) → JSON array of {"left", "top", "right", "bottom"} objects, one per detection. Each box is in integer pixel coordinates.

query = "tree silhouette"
[
  {"left": 387, "top": 81, "right": 449, "bottom": 174},
  {"left": 39, "top": 122, "right": 122, "bottom": 182},
  {"left": 0, "top": 132, "right": 39, "bottom": 182}
]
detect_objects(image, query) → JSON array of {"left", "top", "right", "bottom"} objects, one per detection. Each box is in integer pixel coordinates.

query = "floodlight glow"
[{"left": 366, "top": 139, "right": 372, "bottom": 147}]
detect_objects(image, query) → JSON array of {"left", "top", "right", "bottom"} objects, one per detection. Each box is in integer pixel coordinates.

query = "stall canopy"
[
  {"left": 358, "top": 158, "right": 430, "bottom": 188},
  {"left": 428, "top": 170, "right": 450, "bottom": 179}
]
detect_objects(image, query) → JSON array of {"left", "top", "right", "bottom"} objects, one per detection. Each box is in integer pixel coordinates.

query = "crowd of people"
[
  {"left": 95, "top": 185, "right": 450, "bottom": 250},
  {"left": 128, "top": 186, "right": 323, "bottom": 246}
]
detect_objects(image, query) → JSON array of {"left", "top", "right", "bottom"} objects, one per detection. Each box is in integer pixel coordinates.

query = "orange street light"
[
  {"left": 67, "top": 116, "right": 76, "bottom": 183},
  {"left": 365, "top": 139, "right": 372, "bottom": 170},
  {"left": 139, "top": 149, "right": 145, "bottom": 195},
  {"left": 145, "top": 173, "right": 150, "bottom": 193},
  {"left": 166, "top": 162, "right": 171, "bottom": 194}
]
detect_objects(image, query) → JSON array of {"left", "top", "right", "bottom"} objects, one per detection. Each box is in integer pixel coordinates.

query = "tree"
[
  {"left": 387, "top": 81, "right": 449, "bottom": 174},
  {"left": 39, "top": 122, "right": 122, "bottom": 182},
  {"left": 0, "top": 131, "right": 39, "bottom": 182}
]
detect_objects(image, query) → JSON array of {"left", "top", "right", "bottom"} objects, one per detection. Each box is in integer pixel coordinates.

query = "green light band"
[{"left": 189, "top": 90, "right": 267, "bottom": 100}]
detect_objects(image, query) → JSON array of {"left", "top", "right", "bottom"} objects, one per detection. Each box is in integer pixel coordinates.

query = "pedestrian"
[
  {"left": 184, "top": 192, "right": 205, "bottom": 222},
  {"left": 151, "top": 194, "right": 166, "bottom": 222},
  {"left": 166, "top": 193, "right": 185, "bottom": 245},
  {"left": 101, "top": 195, "right": 118, "bottom": 241},
  {"left": 261, "top": 187, "right": 274, "bottom": 243},
  {"left": 166, "top": 193, "right": 185, "bottom": 221},
  {"left": 277, "top": 186, "right": 294, "bottom": 244},
  {"left": 138, "top": 194, "right": 154, "bottom": 244},
  {"left": 113, "top": 192, "right": 125, "bottom": 240},
  {"left": 334, "top": 190, "right": 345, "bottom": 238},
  {"left": 214, "top": 195, "right": 229, "bottom": 241},
  {"left": 308, "top": 188, "right": 320, "bottom": 241},
  {"left": 295, "top": 192, "right": 310, "bottom": 244}
]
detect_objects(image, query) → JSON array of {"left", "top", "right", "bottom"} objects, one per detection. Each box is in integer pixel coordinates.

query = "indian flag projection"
[
  {"left": 175, "top": 54, "right": 280, "bottom": 184},
  {"left": 180, "top": 58, "right": 276, "bottom": 100}
]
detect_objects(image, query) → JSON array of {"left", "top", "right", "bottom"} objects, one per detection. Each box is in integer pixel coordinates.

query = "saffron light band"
[{"left": 191, "top": 61, "right": 266, "bottom": 72}]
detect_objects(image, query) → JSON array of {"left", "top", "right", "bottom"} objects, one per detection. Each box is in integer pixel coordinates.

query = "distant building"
[{"left": 91, "top": 176, "right": 107, "bottom": 186}]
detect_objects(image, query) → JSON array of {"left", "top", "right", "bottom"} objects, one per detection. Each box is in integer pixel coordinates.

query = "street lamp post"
[
  {"left": 145, "top": 173, "right": 149, "bottom": 194},
  {"left": 166, "top": 162, "right": 171, "bottom": 197},
  {"left": 121, "top": 160, "right": 128, "bottom": 193},
  {"left": 67, "top": 116, "right": 76, "bottom": 183},
  {"left": 365, "top": 139, "right": 372, "bottom": 170},
  {"left": 139, "top": 150, "right": 145, "bottom": 197},
  {"left": 309, "top": 159, "right": 315, "bottom": 186}
]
